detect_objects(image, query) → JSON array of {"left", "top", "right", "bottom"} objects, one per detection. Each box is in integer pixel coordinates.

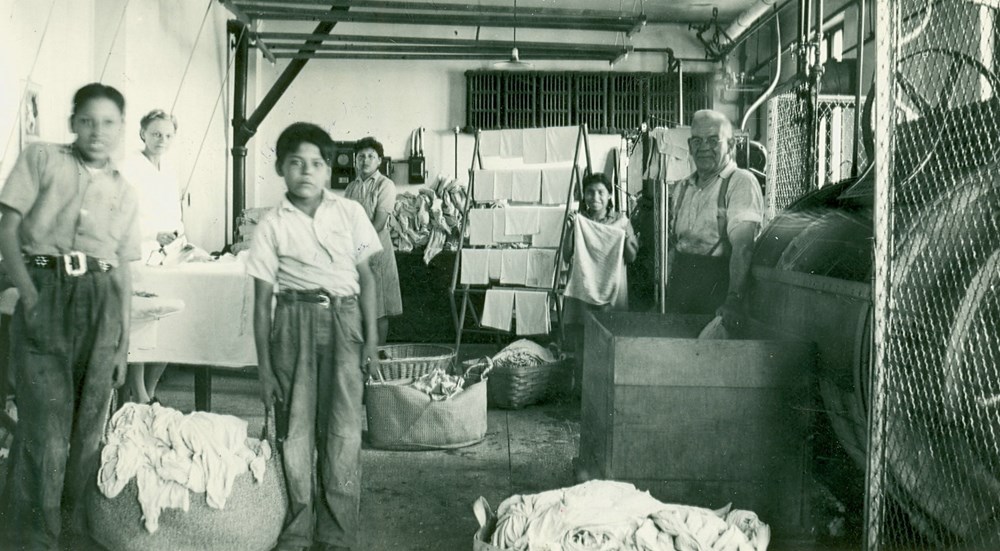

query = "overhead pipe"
[
  {"left": 238, "top": 0, "right": 642, "bottom": 18},
  {"left": 258, "top": 32, "right": 631, "bottom": 52},
  {"left": 273, "top": 52, "right": 624, "bottom": 61},
  {"left": 264, "top": 42, "right": 630, "bottom": 57},
  {"left": 852, "top": 0, "right": 866, "bottom": 176},
  {"left": 740, "top": 15, "right": 781, "bottom": 131},
  {"left": 724, "top": 0, "right": 782, "bottom": 45},
  {"left": 236, "top": 6, "right": 644, "bottom": 32}
]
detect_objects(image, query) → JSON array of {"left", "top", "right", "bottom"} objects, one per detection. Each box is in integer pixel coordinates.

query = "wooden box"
[{"left": 578, "top": 312, "right": 816, "bottom": 537}]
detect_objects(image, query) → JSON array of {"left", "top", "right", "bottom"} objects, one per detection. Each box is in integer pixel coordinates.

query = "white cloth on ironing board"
[{"left": 482, "top": 289, "right": 515, "bottom": 331}]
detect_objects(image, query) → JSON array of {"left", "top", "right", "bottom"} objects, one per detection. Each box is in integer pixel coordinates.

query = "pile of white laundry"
[
  {"left": 97, "top": 403, "right": 272, "bottom": 533},
  {"left": 490, "top": 480, "right": 770, "bottom": 551}
]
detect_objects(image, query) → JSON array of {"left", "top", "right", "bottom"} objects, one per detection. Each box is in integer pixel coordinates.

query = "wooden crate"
[{"left": 578, "top": 312, "right": 816, "bottom": 537}]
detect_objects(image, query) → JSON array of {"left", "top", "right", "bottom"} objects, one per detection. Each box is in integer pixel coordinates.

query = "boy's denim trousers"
[
  {"left": 271, "top": 294, "right": 365, "bottom": 550},
  {"left": 1, "top": 268, "right": 121, "bottom": 550}
]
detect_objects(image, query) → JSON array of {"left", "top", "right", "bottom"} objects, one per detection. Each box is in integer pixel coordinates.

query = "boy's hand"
[
  {"left": 112, "top": 343, "right": 128, "bottom": 388},
  {"left": 258, "top": 368, "right": 281, "bottom": 408},
  {"left": 363, "top": 344, "right": 381, "bottom": 378}
]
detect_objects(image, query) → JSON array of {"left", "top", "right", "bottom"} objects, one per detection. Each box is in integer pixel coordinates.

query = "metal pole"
[
  {"left": 852, "top": 0, "right": 867, "bottom": 177},
  {"left": 230, "top": 20, "right": 249, "bottom": 246},
  {"left": 454, "top": 127, "right": 460, "bottom": 179}
]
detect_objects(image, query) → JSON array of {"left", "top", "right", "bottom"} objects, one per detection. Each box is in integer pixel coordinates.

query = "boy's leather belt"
[
  {"left": 277, "top": 289, "right": 357, "bottom": 308},
  {"left": 26, "top": 253, "right": 113, "bottom": 276}
]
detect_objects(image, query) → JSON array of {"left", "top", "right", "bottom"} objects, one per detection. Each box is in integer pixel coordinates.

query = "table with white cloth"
[{"left": 130, "top": 258, "right": 257, "bottom": 411}]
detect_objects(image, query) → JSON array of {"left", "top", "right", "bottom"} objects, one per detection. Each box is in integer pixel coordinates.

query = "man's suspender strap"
[{"left": 672, "top": 174, "right": 732, "bottom": 255}]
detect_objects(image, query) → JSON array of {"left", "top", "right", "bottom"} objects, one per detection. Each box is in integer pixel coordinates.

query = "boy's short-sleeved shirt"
[
  {"left": 246, "top": 190, "right": 382, "bottom": 297},
  {"left": 0, "top": 143, "right": 142, "bottom": 266}
]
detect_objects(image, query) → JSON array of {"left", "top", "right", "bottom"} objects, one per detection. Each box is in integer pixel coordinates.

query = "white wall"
[
  {"left": 0, "top": 0, "right": 97, "bottom": 177},
  {"left": 250, "top": 23, "right": 722, "bottom": 208},
  {"left": 0, "top": 0, "right": 232, "bottom": 252}
]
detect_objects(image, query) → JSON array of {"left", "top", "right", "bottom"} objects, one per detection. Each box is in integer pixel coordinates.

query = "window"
[{"left": 465, "top": 71, "right": 714, "bottom": 132}]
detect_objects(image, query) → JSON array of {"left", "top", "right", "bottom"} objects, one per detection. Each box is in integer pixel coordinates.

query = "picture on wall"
[{"left": 20, "top": 83, "right": 40, "bottom": 149}]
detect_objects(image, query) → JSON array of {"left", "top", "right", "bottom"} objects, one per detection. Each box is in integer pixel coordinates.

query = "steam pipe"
[{"left": 740, "top": 15, "right": 782, "bottom": 131}]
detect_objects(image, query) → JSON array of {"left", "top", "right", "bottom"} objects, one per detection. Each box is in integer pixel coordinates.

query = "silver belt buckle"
[
  {"left": 317, "top": 294, "right": 331, "bottom": 308},
  {"left": 63, "top": 251, "right": 88, "bottom": 277}
]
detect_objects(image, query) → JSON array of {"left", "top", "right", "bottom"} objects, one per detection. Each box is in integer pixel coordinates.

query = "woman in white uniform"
[{"left": 119, "top": 109, "right": 183, "bottom": 404}]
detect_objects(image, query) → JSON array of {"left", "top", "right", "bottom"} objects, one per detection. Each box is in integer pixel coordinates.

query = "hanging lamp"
[{"left": 493, "top": 0, "right": 533, "bottom": 69}]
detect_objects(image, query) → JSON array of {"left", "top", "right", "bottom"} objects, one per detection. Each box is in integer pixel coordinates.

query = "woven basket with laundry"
[{"left": 87, "top": 404, "right": 286, "bottom": 551}]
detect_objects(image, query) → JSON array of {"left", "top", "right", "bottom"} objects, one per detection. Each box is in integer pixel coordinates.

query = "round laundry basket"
[
  {"left": 87, "top": 411, "right": 287, "bottom": 551},
  {"left": 377, "top": 343, "right": 456, "bottom": 380}
]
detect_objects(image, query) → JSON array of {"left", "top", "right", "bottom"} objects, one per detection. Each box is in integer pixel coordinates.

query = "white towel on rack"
[
  {"left": 511, "top": 170, "right": 541, "bottom": 203},
  {"left": 522, "top": 128, "right": 547, "bottom": 164},
  {"left": 492, "top": 208, "right": 525, "bottom": 243},
  {"left": 504, "top": 207, "right": 541, "bottom": 235},
  {"left": 500, "top": 249, "right": 529, "bottom": 285},
  {"left": 480, "top": 130, "right": 501, "bottom": 157},
  {"left": 488, "top": 249, "right": 504, "bottom": 280},
  {"left": 525, "top": 249, "right": 558, "bottom": 288},
  {"left": 533, "top": 207, "right": 568, "bottom": 247},
  {"left": 564, "top": 216, "right": 626, "bottom": 306},
  {"left": 540, "top": 166, "right": 574, "bottom": 205},
  {"left": 482, "top": 289, "right": 514, "bottom": 331},
  {"left": 545, "top": 126, "right": 578, "bottom": 162},
  {"left": 494, "top": 171, "right": 513, "bottom": 201},
  {"left": 500, "top": 129, "right": 524, "bottom": 158},
  {"left": 468, "top": 209, "right": 494, "bottom": 246},
  {"left": 460, "top": 249, "right": 490, "bottom": 285},
  {"left": 514, "top": 290, "right": 550, "bottom": 336},
  {"left": 473, "top": 170, "right": 496, "bottom": 202}
]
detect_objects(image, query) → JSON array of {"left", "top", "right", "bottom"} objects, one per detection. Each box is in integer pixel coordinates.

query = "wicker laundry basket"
[
  {"left": 87, "top": 410, "right": 286, "bottom": 551},
  {"left": 377, "top": 343, "right": 456, "bottom": 380},
  {"left": 365, "top": 362, "right": 491, "bottom": 450},
  {"left": 464, "top": 355, "right": 573, "bottom": 410}
]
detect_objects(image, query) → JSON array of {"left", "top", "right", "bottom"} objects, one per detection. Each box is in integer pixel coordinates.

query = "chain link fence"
[
  {"left": 868, "top": 0, "right": 1000, "bottom": 548},
  {"left": 764, "top": 92, "right": 865, "bottom": 222}
]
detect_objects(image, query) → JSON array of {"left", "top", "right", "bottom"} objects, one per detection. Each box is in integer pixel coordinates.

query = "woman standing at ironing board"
[
  {"left": 344, "top": 136, "right": 402, "bottom": 345},
  {"left": 118, "top": 109, "right": 183, "bottom": 405}
]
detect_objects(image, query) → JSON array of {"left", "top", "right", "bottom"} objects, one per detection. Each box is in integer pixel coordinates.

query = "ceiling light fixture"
[{"left": 493, "top": 0, "right": 533, "bottom": 69}]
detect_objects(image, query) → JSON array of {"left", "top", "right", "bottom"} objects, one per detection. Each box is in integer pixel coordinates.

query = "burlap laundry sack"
[
  {"left": 87, "top": 408, "right": 287, "bottom": 551},
  {"left": 365, "top": 364, "right": 491, "bottom": 450}
]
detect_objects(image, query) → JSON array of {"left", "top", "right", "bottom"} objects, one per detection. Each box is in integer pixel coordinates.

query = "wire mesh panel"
[
  {"left": 502, "top": 73, "right": 536, "bottom": 129},
  {"left": 868, "top": 0, "right": 1000, "bottom": 548},
  {"left": 816, "top": 96, "right": 866, "bottom": 188},
  {"left": 764, "top": 93, "right": 810, "bottom": 221},
  {"left": 574, "top": 72, "right": 608, "bottom": 131},
  {"left": 537, "top": 73, "right": 572, "bottom": 127},
  {"left": 466, "top": 71, "right": 501, "bottom": 130},
  {"left": 609, "top": 73, "right": 646, "bottom": 133}
]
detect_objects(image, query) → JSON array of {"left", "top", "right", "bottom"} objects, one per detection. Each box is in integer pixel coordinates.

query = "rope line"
[
  {"left": 98, "top": 0, "right": 131, "bottom": 82},
  {"left": 1, "top": 0, "right": 58, "bottom": 170},
  {"left": 170, "top": 0, "right": 215, "bottom": 114}
]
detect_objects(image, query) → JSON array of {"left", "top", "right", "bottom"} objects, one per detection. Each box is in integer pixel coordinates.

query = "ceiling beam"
[
  {"left": 234, "top": 0, "right": 644, "bottom": 18},
  {"left": 254, "top": 32, "right": 633, "bottom": 52},
  {"left": 234, "top": 5, "right": 644, "bottom": 32}
]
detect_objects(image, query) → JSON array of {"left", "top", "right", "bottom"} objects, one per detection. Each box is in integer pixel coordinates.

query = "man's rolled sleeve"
[
  {"left": 1, "top": 144, "right": 44, "bottom": 216},
  {"left": 348, "top": 202, "right": 382, "bottom": 266},
  {"left": 725, "top": 172, "right": 764, "bottom": 230},
  {"left": 246, "top": 219, "right": 280, "bottom": 284}
]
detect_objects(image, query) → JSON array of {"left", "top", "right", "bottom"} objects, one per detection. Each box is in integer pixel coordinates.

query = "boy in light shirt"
[{"left": 247, "top": 122, "right": 381, "bottom": 551}]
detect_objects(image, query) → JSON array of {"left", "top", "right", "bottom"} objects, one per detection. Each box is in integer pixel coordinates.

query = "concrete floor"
[{"left": 0, "top": 349, "right": 862, "bottom": 550}]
